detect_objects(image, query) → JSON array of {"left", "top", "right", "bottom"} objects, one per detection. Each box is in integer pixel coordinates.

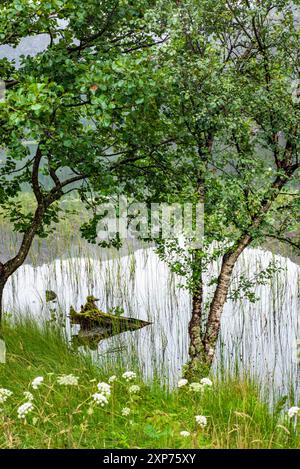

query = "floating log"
[{"left": 70, "top": 296, "right": 151, "bottom": 349}]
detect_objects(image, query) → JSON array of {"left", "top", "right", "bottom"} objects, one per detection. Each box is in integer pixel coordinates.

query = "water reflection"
[{"left": 3, "top": 247, "right": 300, "bottom": 398}]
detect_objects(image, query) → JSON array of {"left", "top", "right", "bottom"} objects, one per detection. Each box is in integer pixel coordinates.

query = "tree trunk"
[
  {"left": 0, "top": 264, "right": 7, "bottom": 323},
  {"left": 0, "top": 203, "right": 46, "bottom": 324},
  {"left": 0, "top": 269, "right": 7, "bottom": 363},
  {"left": 0, "top": 281, "right": 5, "bottom": 322},
  {"left": 185, "top": 136, "right": 213, "bottom": 377},
  {"left": 199, "top": 166, "right": 297, "bottom": 367},
  {"left": 203, "top": 234, "right": 252, "bottom": 365},
  {"left": 185, "top": 268, "right": 207, "bottom": 377}
]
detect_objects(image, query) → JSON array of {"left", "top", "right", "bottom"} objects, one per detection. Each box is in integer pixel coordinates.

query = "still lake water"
[{"left": 3, "top": 245, "right": 300, "bottom": 398}]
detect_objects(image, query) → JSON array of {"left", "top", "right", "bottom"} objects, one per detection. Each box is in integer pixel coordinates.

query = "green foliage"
[
  {"left": 1, "top": 0, "right": 299, "bottom": 281},
  {"left": 0, "top": 0, "right": 165, "bottom": 248},
  {"left": 125, "top": 0, "right": 300, "bottom": 296}
]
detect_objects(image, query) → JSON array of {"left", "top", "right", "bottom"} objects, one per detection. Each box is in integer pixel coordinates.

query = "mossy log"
[{"left": 70, "top": 296, "right": 151, "bottom": 349}]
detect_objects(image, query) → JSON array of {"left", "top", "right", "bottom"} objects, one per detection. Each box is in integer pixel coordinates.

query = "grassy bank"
[{"left": 0, "top": 318, "right": 299, "bottom": 449}]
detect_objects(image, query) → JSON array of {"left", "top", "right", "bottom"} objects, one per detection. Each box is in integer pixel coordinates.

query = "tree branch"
[{"left": 32, "top": 145, "right": 44, "bottom": 204}]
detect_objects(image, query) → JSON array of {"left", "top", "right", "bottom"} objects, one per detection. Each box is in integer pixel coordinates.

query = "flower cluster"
[
  {"left": 288, "top": 406, "right": 300, "bottom": 418},
  {"left": 92, "top": 380, "right": 112, "bottom": 407},
  {"left": 57, "top": 374, "right": 79, "bottom": 386},
  {"left": 17, "top": 402, "right": 34, "bottom": 419},
  {"left": 178, "top": 377, "right": 213, "bottom": 393},
  {"left": 177, "top": 379, "right": 188, "bottom": 388},
  {"left": 108, "top": 375, "right": 117, "bottom": 384},
  {"left": 121, "top": 407, "right": 131, "bottom": 416},
  {"left": 200, "top": 378, "right": 212, "bottom": 387},
  {"left": 128, "top": 385, "right": 140, "bottom": 394},
  {"left": 0, "top": 388, "right": 13, "bottom": 404},
  {"left": 189, "top": 382, "right": 203, "bottom": 393},
  {"left": 97, "top": 382, "right": 111, "bottom": 396},
  {"left": 23, "top": 391, "right": 34, "bottom": 402},
  {"left": 31, "top": 376, "right": 43, "bottom": 390},
  {"left": 195, "top": 415, "right": 207, "bottom": 428},
  {"left": 180, "top": 431, "right": 191, "bottom": 437},
  {"left": 92, "top": 392, "right": 109, "bottom": 407},
  {"left": 122, "top": 371, "right": 136, "bottom": 382}
]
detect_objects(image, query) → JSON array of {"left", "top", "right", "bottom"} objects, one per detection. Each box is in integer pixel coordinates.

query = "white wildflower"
[
  {"left": 108, "top": 375, "right": 117, "bottom": 383},
  {"left": 178, "top": 379, "right": 188, "bottom": 388},
  {"left": 31, "top": 376, "right": 44, "bottom": 390},
  {"left": 180, "top": 431, "right": 191, "bottom": 437},
  {"left": 57, "top": 374, "right": 79, "bottom": 386},
  {"left": 17, "top": 402, "right": 34, "bottom": 419},
  {"left": 23, "top": 391, "right": 34, "bottom": 402},
  {"left": 0, "top": 388, "right": 13, "bottom": 404},
  {"left": 122, "top": 371, "right": 136, "bottom": 382},
  {"left": 97, "top": 382, "right": 111, "bottom": 396},
  {"left": 92, "top": 393, "right": 109, "bottom": 407},
  {"left": 200, "top": 378, "right": 213, "bottom": 387},
  {"left": 189, "top": 382, "right": 204, "bottom": 393},
  {"left": 195, "top": 415, "right": 207, "bottom": 428},
  {"left": 128, "top": 385, "right": 140, "bottom": 394},
  {"left": 121, "top": 407, "right": 131, "bottom": 416},
  {"left": 288, "top": 406, "right": 300, "bottom": 418}
]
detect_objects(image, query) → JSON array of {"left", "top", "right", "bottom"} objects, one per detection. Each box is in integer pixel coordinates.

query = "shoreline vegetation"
[{"left": 0, "top": 318, "right": 299, "bottom": 449}]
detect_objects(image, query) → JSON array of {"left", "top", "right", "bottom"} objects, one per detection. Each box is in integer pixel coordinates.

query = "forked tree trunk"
[
  {"left": 197, "top": 167, "right": 297, "bottom": 369},
  {"left": 202, "top": 234, "right": 252, "bottom": 365},
  {"left": 186, "top": 269, "right": 206, "bottom": 377},
  {"left": 186, "top": 137, "right": 212, "bottom": 377}
]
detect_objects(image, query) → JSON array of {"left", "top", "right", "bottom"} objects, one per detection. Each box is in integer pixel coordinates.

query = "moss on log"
[{"left": 70, "top": 296, "right": 151, "bottom": 349}]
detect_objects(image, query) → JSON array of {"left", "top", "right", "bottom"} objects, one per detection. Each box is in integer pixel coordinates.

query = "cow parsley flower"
[
  {"left": 122, "top": 371, "right": 136, "bottom": 381},
  {"left": 180, "top": 431, "right": 191, "bottom": 437},
  {"left": 57, "top": 374, "right": 79, "bottom": 386},
  {"left": 121, "top": 407, "right": 131, "bottom": 416},
  {"left": 108, "top": 375, "right": 117, "bottom": 383},
  {"left": 92, "top": 393, "right": 109, "bottom": 407},
  {"left": 288, "top": 406, "right": 300, "bottom": 418},
  {"left": 189, "top": 382, "right": 204, "bottom": 393},
  {"left": 17, "top": 402, "right": 34, "bottom": 419},
  {"left": 31, "top": 376, "right": 44, "bottom": 390},
  {"left": 128, "top": 385, "right": 140, "bottom": 394},
  {"left": 23, "top": 391, "right": 34, "bottom": 402},
  {"left": 195, "top": 415, "right": 207, "bottom": 428},
  {"left": 0, "top": 388, "right": 13, "bottom": 404},
  {"left": 200, "top": 378, "right": 212, "bottom": 387},
  {"left": 178, "top": 379, "right": 188, "bottom": 388},
  {"left": 97, "top": 382, "right": 111, "bottom": 396}
]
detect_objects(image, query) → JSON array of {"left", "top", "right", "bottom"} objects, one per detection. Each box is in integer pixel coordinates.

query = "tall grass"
[{"left": 0, "top": 318, "right": 299, "bottom": 449}]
